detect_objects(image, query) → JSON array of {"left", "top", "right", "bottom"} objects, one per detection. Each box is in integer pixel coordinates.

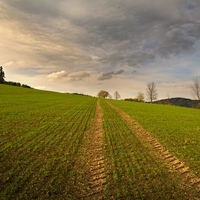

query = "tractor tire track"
[
  {"left": 107, "top": 101, "right": 200, "bottom": 194},
  {"left": 85, "top": 100, "right": 106, "bottom": 200}
]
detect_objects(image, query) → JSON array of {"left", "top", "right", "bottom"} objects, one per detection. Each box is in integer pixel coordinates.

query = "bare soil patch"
[
  {"left": 107, "top": 101, "right": 200, "bottom": 194},
  {"left": 84, "top": 100, "right": 106, "bottom": 200}
]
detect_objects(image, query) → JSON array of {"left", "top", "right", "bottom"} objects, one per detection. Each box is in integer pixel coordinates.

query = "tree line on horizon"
[
  {"left": 98, "top": 77, "right": 200, "bottom": 105},
  {"left": 1, "top": 66, "right": 199, "bottom": 104},
  {"left": 0, "top": 66, "right": 31, "bottom": 88},
  {"left": 97, "top": 82, "right": 158, "bottom": 103}
]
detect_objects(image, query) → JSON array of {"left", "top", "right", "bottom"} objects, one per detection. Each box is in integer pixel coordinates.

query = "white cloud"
[
  {"left": 48, "top": 70, "right": 67, "bottom": 79},
  {"left": 34, "top": 86, "right": 46, "bottom": 90},
  {"left": 4, "top": 61, "right": 14, "bottom": 66},
  {"left": 47, "top": 70, "right": 90, "bottom": 81}
]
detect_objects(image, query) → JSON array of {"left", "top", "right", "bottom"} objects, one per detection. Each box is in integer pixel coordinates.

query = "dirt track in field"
[
  {"left": 85, "top": 100, "right": 106, "bottom": 200},
  {"left": 107, "top": 101, "right": 200, "bottom": 194}
]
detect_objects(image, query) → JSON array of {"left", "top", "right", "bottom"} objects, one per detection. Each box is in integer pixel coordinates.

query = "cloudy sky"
[{"left": 1, "top": 0, "right": 200, "bottom": 99}]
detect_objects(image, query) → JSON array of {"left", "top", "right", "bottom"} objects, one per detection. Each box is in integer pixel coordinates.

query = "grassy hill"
[
  {"left": 1, "top": 85, "right": 200, "bottom": 199},
  {"left": 108, "top": 99, "right": 200, "bottom": 175},
  {"left": 154, "top": 97, "right": 199, "bottom": 108}
]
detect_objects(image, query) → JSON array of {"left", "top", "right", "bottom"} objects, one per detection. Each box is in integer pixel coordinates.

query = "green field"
[
  {"left": 1, "top": 85, "right": 98, "bottom": 199},
  {"left": 1, "top": 84, "right": 200, "bottom": 199},
  {"left": 107, "top": 99, "right": 200, "bottom": 177}
]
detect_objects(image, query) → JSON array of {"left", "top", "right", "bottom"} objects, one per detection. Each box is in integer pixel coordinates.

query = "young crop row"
[
  {"left": 1, "top": 86, "right": 97, "bottom": 199},
  {"left": 107, "top": 99, "right": 200, "bottom": 177},
  {"left": 100, "top": 99, "right": 199, "bottom": 199},
  {"left": 1, "top": 85, "right": 199, "bottom": 199}
]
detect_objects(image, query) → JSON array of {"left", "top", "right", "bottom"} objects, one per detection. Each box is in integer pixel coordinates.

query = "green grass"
[
  {"left": 100, "top": 99, "right": 199, "bottom": 199},
  {"left": 1, "top": 84, "right": 200, "bottom": 199},
  {"left": 1, "top": 84, "right": 97, "bottom": 199},
  {"left": 107, "top": 99, "right": 200, "bottom": 177}
]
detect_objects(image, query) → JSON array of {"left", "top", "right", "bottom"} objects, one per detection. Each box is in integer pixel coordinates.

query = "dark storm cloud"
[
  {"left": 97, "top": 69, "right": 124, "bottom": 81},
  {"left": 57, "top": 0, "right": 200, "bottom": 68},
  {"left": 97, "top": 71, "right": 114, "bottom": 81},
  {"left": 115, "top": 69, "right": 125, "bottom": 75},
  {"left": 3, "top": 0, "right": 63, "bottom": 17},
  {"left": 65, "top": 2, "right": 200, "bottom": 45},
  {"left": 1, "top": 0, "right": 200, "bottom": 76}
]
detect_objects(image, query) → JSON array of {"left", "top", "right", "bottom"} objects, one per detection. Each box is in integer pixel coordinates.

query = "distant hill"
[{"left": 154, "top": 97, "right": 199, "bottom": 108}]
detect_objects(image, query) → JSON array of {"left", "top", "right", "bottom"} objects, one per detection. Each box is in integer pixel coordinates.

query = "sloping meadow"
[
  {"left": 1, "top": 85, "right": 200, "bottom": 199},
  {"left": 100, "top": 99, "right": 200, "bottom": 199},
  {"left": 107, "top": 99, "right": 200, "bottom": 177},
  {"left": 1, "top": 85, "right": 97, "bottom": 199}
]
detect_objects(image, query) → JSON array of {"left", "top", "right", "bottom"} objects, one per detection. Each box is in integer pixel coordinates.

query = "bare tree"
[
  {"left": 97, "top": 90, "right": 109, "bottom": 98},
  {"left": 136, "top": 91, "right": 144, "bottom": 102},
  {"left": 146, "top": 82, "right": 158, "bottom": 102},
  {"left": 191, "top": 76, "right": 200, "bottom": 100},
  {"left": 114, "top": 91, "right": 121, "bottom": 100}
]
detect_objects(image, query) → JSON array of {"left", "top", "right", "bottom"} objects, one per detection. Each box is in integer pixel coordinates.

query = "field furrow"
[
  {"left": 1, "top": 87, "right": 98, "bottom": 199},
  {"left": 1, "top": 85, "right": 200, "bottom": 199},
  {"left": 107, "top": 99, "right": 200, "bottom": 177},
  {"left": 100, "top": 99, "right": 200, "bottom": 199},
  {"left": 107, "top": 100, "right": 200, "bottom": 194},
  {"left": 84, "top": 100, "right": 106, "bottom": 200},
  {"left": 108, "top": 103, "right": 200, "bottom": 192}
]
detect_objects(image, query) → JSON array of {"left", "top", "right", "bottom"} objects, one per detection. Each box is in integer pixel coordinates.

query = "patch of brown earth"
[
  {"left": 85, "top": 100, "right": 106, "bottom": 200},
  {"left": 107, "top": 101, "right": 200, "bottom": 194}
]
